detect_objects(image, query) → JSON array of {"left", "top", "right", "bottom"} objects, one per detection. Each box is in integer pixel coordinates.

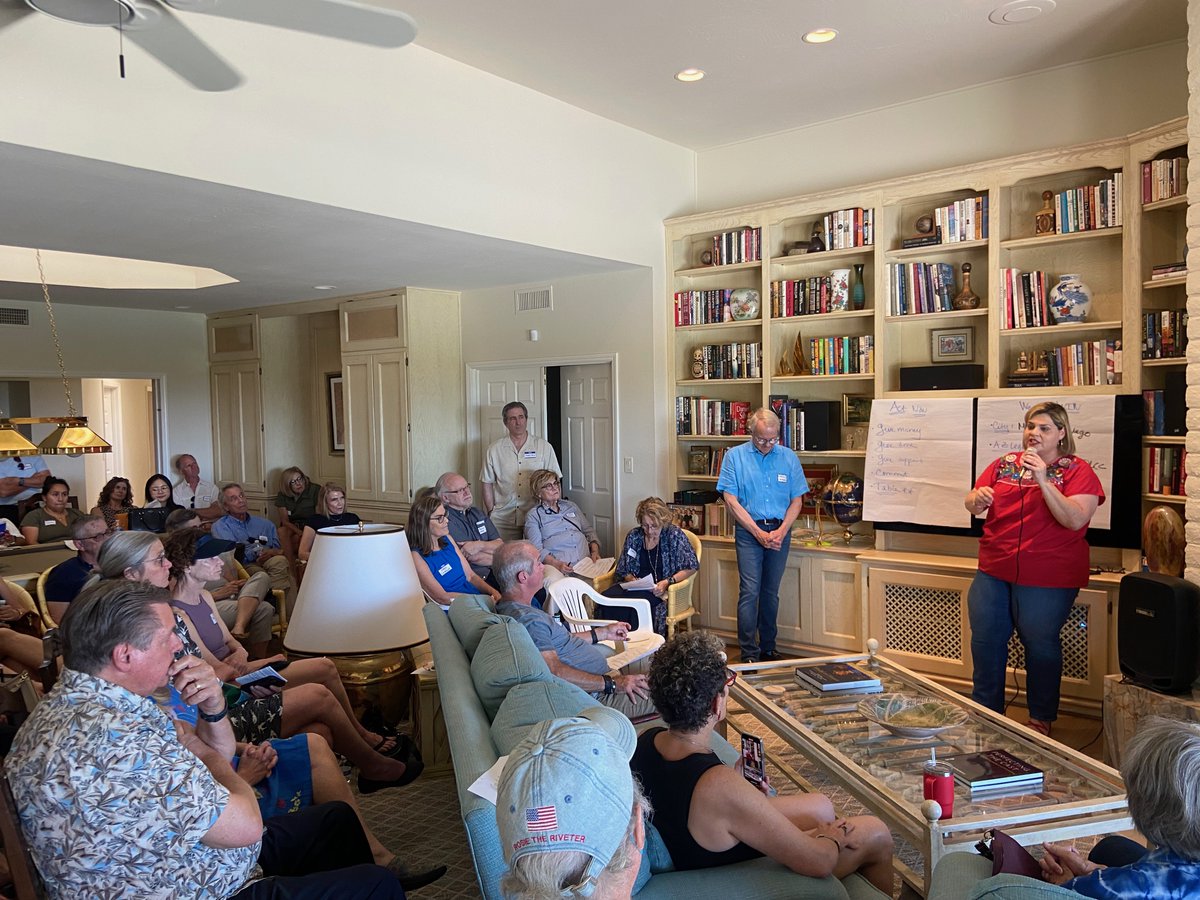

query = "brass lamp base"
[{"left": 285, "top": 645, "right": 419, "bottom": 732}]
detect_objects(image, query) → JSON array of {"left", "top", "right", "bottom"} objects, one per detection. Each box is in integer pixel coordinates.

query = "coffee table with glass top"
[{"left": 726, "top": 641, "right": 1130, "bottom": 893}]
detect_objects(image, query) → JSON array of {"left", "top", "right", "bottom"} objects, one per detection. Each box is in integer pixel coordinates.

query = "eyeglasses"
[
  {"left": 145, "top": 552, "right": 169, "bottom": 567},
  {"left": 541, "top": 481, "right": 562, "bottom": 489},
  {"left": 444, "top": 485, "right": 471, "bottom": 495},
  {"left": 724, "top": 668, "right": 738, "bottom": 688},
  {"left": 430, "top": 514, "right": 449, "bottom": 524},
  {"left": 751, "top": 435, "right": 780, "bottom": 447},
  {"left": 289, "top": 477, "right": 306, "bottom": 485}
]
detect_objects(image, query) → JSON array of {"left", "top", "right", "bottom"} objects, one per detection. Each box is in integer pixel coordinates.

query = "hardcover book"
[
  {"left": 794, "top": 662, "right": 881, "bottom": 692},
  {"left": 942, "top": 749, "right": 1043, "bottom": 791}
]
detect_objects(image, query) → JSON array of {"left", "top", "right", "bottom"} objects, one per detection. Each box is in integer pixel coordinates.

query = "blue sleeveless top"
[{"left": 423, "top": 537, "right": 479, "bottom": 595}]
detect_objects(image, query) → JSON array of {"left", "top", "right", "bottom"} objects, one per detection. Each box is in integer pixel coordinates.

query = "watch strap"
[{"left": 198, "top": 704, "right": 229, "bottom": 723}]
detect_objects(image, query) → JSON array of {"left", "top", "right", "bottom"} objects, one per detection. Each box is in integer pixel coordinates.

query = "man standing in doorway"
[
  {"left": 717, "top": 408, "right": 807, "bottom": 664},
  {"left": 480, "top": 401, "right": 561, "bottom": 541}
]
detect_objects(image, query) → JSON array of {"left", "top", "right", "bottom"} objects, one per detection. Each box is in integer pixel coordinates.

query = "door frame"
[{"left": 465, "top": 353, "right": 621, "bottom": 531}]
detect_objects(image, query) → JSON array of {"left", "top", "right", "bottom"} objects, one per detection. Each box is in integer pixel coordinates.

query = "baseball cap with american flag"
[{"left": 497, "top": 705, "right": 637, "bottom": 895}]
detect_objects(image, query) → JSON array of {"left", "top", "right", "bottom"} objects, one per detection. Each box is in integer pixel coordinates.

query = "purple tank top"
[{"left": 170, "top": 596, "right": 232, "bottom": 660}]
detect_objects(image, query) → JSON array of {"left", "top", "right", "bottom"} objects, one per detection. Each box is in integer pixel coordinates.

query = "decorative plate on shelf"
[
  {"left": 857, "top": 694, "right": 967, "bottom": 739},
  {"left": 729, "top": 288, "right": 760, "bottom": 321}
]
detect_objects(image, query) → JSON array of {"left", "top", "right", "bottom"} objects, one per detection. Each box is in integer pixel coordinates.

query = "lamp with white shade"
[{"left": 284, "top": 523, "right": 428, "bottom": 731}]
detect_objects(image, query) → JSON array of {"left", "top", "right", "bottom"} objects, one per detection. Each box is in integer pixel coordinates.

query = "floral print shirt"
[{"left": 5, "top": 668, "right": 260, "bottom": 899}]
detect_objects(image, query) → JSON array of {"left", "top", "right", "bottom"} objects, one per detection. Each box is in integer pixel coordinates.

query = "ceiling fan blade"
[
  {"left": 123, "top": 3, "right": 242, "bottom": 91},
  {"left": 161, "top": 0, "right": 416, "bottom": 48}
]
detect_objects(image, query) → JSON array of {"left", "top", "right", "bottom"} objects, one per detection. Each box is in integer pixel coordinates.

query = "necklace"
[
  {"left": 666, "top": 729, "right": 711, "bottom": 752},
  {"left": 648, "top": 542, "right": 662, "bottom": 582}
]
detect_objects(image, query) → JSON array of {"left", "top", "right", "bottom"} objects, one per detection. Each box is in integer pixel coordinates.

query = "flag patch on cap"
[{"left": 525, "top": 806, "right": 558, "bottom": 832}]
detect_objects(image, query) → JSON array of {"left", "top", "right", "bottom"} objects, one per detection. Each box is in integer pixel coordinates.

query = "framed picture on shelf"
[
  {"left": 667, "top": 503, "right": 705, "bottom": 536},
  {"left": 931, "top": 327, "right": 974, "bottom": 364},
  {"left": 800, "top": 465, "right": 837, "bottom": 516},
  {"left": 686, "top": 445, "right": 713, "bottom": 476},
  {"left": 842, "top": 394, "right": 872, "bottom": 427},
  {"left": 327, "top": 373, "right": 345, "bottom": 453}
]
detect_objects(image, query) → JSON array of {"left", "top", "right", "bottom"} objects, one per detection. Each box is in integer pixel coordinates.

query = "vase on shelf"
[
  {"left": 851, "top": 264, "right": 866, "bottom": 311},
  {"left": 1048, "top": 273, "right": 1092, "bottom": 323},
  {"left": 952, "top": 262, "right": 980, "bottom": 310}
]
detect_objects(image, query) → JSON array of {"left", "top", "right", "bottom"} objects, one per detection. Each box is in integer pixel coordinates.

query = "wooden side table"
[{"left": 413, "top": 668, "right": 453, "bottom": 776}]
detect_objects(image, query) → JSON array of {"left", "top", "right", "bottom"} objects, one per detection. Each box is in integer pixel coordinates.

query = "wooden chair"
[
  {"left": 0, "top": 770, "right": 45, "bottom": 900},
  {"left": 591, "top": 529, "right": 703, "bottom": 639},
  {"left": 234, "top": 562, "right": 288, "bottom": 639},
  {"left": 546, "top": 577, "right": 664, "bottom": 671}
]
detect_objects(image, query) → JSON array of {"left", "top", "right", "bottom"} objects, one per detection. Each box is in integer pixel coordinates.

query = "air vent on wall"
[
  {"left": 515, "top": 286, "right": 553, "bottom": 313},
  {"left": 0, "top": 307, "right": 30, "bottom": 327}
]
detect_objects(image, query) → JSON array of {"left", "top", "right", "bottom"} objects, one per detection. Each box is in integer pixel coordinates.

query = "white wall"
[
  {"left": 460, "top": 268, "right": 663, "bottom": 537},
  {"left": 696, "top": 42, "right": 1188, "bottom": 211},
  {"left": 0, "top": 301, "right": 213, "bottom": 478}
]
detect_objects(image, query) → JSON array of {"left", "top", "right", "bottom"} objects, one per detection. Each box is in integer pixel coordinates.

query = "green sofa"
[
  {"left": 927, "top": 852, "right": 1084, "bottom": 899},
  {"left": 423, "top": 595, "right": 888, "bottom": 899}
]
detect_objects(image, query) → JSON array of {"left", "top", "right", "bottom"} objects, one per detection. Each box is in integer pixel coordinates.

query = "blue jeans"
[
  {"left": 734, "top": 525, "right": 792, "bottom": 659},
  {"left": 967, "top": 570, "right": 1078, "bottom": 722}
]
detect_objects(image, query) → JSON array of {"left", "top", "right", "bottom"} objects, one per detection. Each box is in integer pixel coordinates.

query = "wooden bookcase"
[{"left": 664, "top": 117, "right": 1187, "bottom": 662}]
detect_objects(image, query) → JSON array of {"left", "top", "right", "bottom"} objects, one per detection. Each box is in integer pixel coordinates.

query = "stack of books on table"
[
  {"left": 942, "top": 748, "right": 1044, "bottom": 795},
  {"left": 794, "top": 662, "right": 882, "bottom": 694}
]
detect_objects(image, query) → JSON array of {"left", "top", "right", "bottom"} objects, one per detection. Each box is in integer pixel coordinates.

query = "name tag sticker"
[
  {"left": 477, "top": 524, "right": 488, "bottom": 535},
  {"left": 626, "top": 548, "right": 636, "bottom": 557},
  {"left": 777, "top": 474, "right": 788, "bottom": 483},
  {"left": 565, "top": 511, "right": 575, "bottom": 517},
  {"left": 523, "top": 450, "right": 538, "bottom": 458},
  {"left": 437, "top": 563, "right": 452, "bottom": 576},
  {"left": 44, "top": 519, "right": 55, "bottom": 526}
]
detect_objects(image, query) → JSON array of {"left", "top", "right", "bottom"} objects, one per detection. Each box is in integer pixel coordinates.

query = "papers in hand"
[
  {"left": 468, "top": 755, "right": 508, "bottom": 804},
  {"left": 235, "top": 666, "right": 288, "bottom": 689},
  {"left": 570, "top": 557, "right": 615, "bottom": 580},
  {"left": 620, "top": 575, "right": 656, "bottom": 592}
]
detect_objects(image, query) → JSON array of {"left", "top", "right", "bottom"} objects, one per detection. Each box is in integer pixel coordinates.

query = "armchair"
[
  {"left": 593, "top": 528, "right": 702, "bottom": 639},
  {"left": 545, "top": 576, "right": 664, "bottom": 670}
]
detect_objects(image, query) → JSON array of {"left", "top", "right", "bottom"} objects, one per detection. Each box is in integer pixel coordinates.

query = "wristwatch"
[
  {"left": 602, "top": 674, "right": 616, "bottom": 696},
  {"left": 17, "top": 478, "right": 24, "bottom": 488},
  {"left": 198, "top": 704, "right": 229, "bottom": 723},
  {"left": 590, "top": 627, "right": 599, "bottom": 644}
]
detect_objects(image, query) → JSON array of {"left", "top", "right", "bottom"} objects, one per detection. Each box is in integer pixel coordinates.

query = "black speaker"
[
  {"left": 1164, "top": 370, "right": 1186, "bottom": 436},
  {"left": 899, "top": 364, "right": 985, "bottom": 391},
  {"left": 802, "top": 401, "right": 841, "bottom": 452},
  {"left": 1118, "top": 572, "right": 1200, "bottom": 693}
]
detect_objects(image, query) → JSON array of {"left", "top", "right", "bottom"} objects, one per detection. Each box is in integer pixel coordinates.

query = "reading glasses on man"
[
  {"left": 752, "top": 436, "right": 779, "bottom": 447},
  {"left": 446, "top": 486, "right": 471, "bottom": 495}
]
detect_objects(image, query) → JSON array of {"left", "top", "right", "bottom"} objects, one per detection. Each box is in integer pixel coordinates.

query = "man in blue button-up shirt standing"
[{"left": 717, "top": 408, "right": 808, "bottom": 663}]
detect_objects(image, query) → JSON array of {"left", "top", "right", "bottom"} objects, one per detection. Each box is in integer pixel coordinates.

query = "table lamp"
[{"left": 284, "top": 523, "right": 428, "bottom": 731}]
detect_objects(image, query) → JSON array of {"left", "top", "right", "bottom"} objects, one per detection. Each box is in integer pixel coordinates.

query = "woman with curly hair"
[
  {"left": 90, "top": 476, "right": 136, "bottom": 531},
  {"left": 631, "top": 632, "right": 894, "bottom": 894}
]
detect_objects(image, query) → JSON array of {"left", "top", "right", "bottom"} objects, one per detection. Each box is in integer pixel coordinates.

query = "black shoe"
[
  {"left": 762, "top": 650, "right": 785, "bottom": 661},
  {"left": 742, "top": 656, "right": 758, "bottom": 664},
  {"left": 383, "top": 732, "right": 424, "bottom": 767},
  {"left": 358, "top": 757, "right": 424, "bottom": 794},
  {"left": 385, "top": 861, "right": 448, "bottom": 892}
]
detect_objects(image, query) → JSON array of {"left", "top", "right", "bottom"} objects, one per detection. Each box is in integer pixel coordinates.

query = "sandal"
[
  {"left": 371, "top": 734, "right": 399, "bottom": 755},
  {"left": 1026, "top": 718, "right": 1052, "bottom": 737}
]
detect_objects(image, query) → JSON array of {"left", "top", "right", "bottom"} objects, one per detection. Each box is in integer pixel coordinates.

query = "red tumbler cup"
[{"left": 922, "top": 761, "right": 954, "bottom": 820}]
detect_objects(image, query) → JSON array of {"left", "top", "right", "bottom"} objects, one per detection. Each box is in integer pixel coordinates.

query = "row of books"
[
  {"left": 709, "top": 227, "right": 761, "bottom": 266},
  {"left": 1146, "top": 445, "right": 1187, "bottom": 497},
  {"left": 674, "top": 397, "right": 751, "bottom": 436},
  {"left": 886, "top": 262, "right": 958, "bottom": 315},
  {"left": 1043, "top": 340, "right": 1123, "bottom": 387},
  {"left": 1143, "top": 309, "right": 1187, "bottom": 359},
  {"left": 945, "top": 749, "right": 1043, "bottom": 796},
  {"left": 1050, "top": 172, "right": 1122, "bottom": 234},
  {"left": 770, "top": 275, "right": 852, "bottom": 317},
  {"left": 1142, "top": 388, "right": 1182, "bottom": 437},
  {"left": 687, "top": 342, "right": 763, "bottom": 380},
  {"left": 704, "top": 501, "right": 734, "bottom": 538},
  {"left": 814, "top": 207, "right": 875, "bottom": 251},
  {"left": 766, "top": 395, "right": 838, "bottom": 452},
  {"left": 1141, "top": 157, "right": 1188, "bottom": 204},
  {"left": 1150, "top": 261, "right": 1185, "bottom": 280},
  {"left": 673, "top": 289, "right": 738, "bottom": 326},
  {"left": 932, "top": 195, "right": 989, "bottom": 243},
  {"left": 685, "top": 444, "right": 728, "bottom": 476},
  {"left": 1000, "top": 268, "right": 1049, "bottom": 329},
  {"left": 806, "top": 334, "right": 874, "bottom": 377}
]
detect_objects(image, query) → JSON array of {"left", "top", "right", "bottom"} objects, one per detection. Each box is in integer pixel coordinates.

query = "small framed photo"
[
  {"left": 327, "top": 373, "right": 345, "bottom": 453},
  {"left": 931, "top": 327, "right": 974, "bottom": 364},
  {"left": 801, "top": 464, "right": 838, "bottom": 516},
  {"left": 842, "top": 394, "right": 872, "bottom": 427}
]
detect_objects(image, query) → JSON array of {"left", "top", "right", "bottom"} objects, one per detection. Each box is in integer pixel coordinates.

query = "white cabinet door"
[
  {"left": 806, "top": 555, "right": 864, "bottom": 652},
  {"left": 343, "top": 350, "right": 410, "bottom": 504},
  {"left": 210, "top": 361, "right": 265, "bottom": 491},
  {"left": 342, "top": 354, "right": 377, "bottom": 500}
]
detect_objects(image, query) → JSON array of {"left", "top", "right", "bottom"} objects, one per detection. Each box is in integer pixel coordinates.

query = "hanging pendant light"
[{"left": 0, "top": 249, "right": 111, "bottom": 457}]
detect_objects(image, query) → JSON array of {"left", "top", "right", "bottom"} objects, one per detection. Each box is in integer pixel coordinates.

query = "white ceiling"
[{"left": 0, "top": 0, "right": 1185, "bottom": 314}]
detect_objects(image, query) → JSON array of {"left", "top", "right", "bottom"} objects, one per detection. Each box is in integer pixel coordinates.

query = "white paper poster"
[{"left": 863, "top": 397, "right": 975, "bottom": 528}]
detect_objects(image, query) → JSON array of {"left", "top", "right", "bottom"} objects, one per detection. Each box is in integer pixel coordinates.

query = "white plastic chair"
[{"left": 545, "top": 577, "right": 664, "bottom": 670}]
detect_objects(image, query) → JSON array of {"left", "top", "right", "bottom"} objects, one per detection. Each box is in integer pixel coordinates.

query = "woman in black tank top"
[{"left": 629, "top": 632, "right": 895, "bottom": 894}]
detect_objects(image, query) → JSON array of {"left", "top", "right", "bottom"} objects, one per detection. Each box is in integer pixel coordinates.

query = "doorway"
[
  {"left": 468, "top": 358, "right": 617, "bottom": 554},
  {"left": 81, "top": 378, "right": 157, "bottom": 508}
]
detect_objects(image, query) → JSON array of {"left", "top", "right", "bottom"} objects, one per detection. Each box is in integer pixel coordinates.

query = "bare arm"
[
  {"left": 0, "top": 469, "right": 49, "bottom": 500},
  {"left": 459, "top": 537, "right": 502, "bottom": 566},
  {"left": 539, "top": 650, "right": 648, "bottom": 701},
  {"left": 1025, "top": 452, "right": 1100, "bottom": 531},
  {"left": 721, "top": 492, "right": 763, "bottom": 542},
  {"left": 200, "top": 590, "right": 251, "bottom": 671},
  {"left": 174, "top": 604, "right": 241, "bottom": 682},
  {"left": 411, "top": 551, "right": 456, "bottom": 604},
  {"left": 181, "top": 730, "right": 263, "bottom": 849},
  {"left": 169, "top": 653, "right": 238, "bottom": 761},
  {"left": 20, "top": 525, "right": 39, "bottom": 546},
  {"left": 481, "top": 483, "right": 495, "bottom": 515},
  {"left": 298, "top": 525, "right": 318, "bottom": 561},
  {"left": 965, "top": 485, "right": 995, "bottom": 515},
  {"left": 195, "top": 502, "right": 223, "bottom": 523},
  {"left": 451, "top": 542, "right": 501, "bottom": 601}
]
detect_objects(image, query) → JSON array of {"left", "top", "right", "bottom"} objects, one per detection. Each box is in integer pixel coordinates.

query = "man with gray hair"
[
  {"left": 436, "top": 471, "right": 503, "bottom": 584},
  {"left": 5, "top": 580, "right": 404, "bottom": 898},
  {"left": 494, "top": 541, "right": 655, "bottom": 720},
  {"left": 498, "top": 706, "right": 648, "bottom": 899},
  {"left": 717, "top": 407, "right": 807, "bottom": 663},
  {"left": 41, "top": 513, "right": 113, "bottom": 621},
  {"left": 212, "top": 483, "right": 296, "bottom": 603}
]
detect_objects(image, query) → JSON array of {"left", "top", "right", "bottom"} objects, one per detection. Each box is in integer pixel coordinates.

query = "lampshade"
[
  {"left": 36, "top": 420, "right": 112, "bottom": 455},
  {"left": 284, "top": 524, "right": 429, "bottom": 654},
  {"left": 0, "top": 424, "right": 37, "bottom": 457}
]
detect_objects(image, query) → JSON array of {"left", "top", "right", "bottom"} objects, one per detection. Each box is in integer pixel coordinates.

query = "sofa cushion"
[
  {"left": 490, "top": 679, "right": 599, "bottom": 755},
  {"left": 470, "top": 619, "right": 554, "bottom": 719},
  {"left": 449, "top": 594, "right": 503, "bottom": 658}
]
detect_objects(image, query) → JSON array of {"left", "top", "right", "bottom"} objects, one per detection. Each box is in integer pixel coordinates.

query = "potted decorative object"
[
  {"left": 829, "top": 269, "right": 851, "bottom": 311},
  {"left": 851, "top": 264, "right": 866, "bottom": 311},
  {"left": 807, "top": 223, "right": 825, "bottom": 253},
  {"left": 952, "top": 262, "right": 980, "bottom": 310},
  {"left": 1035, "top": 190, "right": 1056, "bottom": 236},
  {"left": 1048, "top": 273, "right": 1092, "bottom": 323},
  {"left": 729, "top": 288, "right": 760, "bottom": 321}
]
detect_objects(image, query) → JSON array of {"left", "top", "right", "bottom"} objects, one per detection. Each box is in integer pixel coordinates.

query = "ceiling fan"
[{"left": 12, "top": 0, "right": 417, "bottom": 90}]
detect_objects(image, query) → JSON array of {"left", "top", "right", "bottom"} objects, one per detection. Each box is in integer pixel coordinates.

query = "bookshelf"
[{"left": 666, "top": 117, "right": 1187, "bottom": 650}]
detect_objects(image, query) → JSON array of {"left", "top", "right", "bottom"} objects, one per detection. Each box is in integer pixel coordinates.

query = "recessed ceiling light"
[
  {"left": 802, "top": 28, "right": 838, "bottom": 44},
  {"left": 674, "top": 68, "right": 705, "bottom": 83},
  {"left": 313, "top": 285, "right": 337, "bottom": 290},
  {"left": 988, "top": 0, "right": 1054, "bottom": 25}
]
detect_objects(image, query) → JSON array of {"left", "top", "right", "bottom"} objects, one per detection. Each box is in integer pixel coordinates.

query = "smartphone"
[
  {"left": 41, "top": 628, "right": 62, "bottom": 666},
  {"left": 741, "top": 734, "right": 765, "bottom": 786}
]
